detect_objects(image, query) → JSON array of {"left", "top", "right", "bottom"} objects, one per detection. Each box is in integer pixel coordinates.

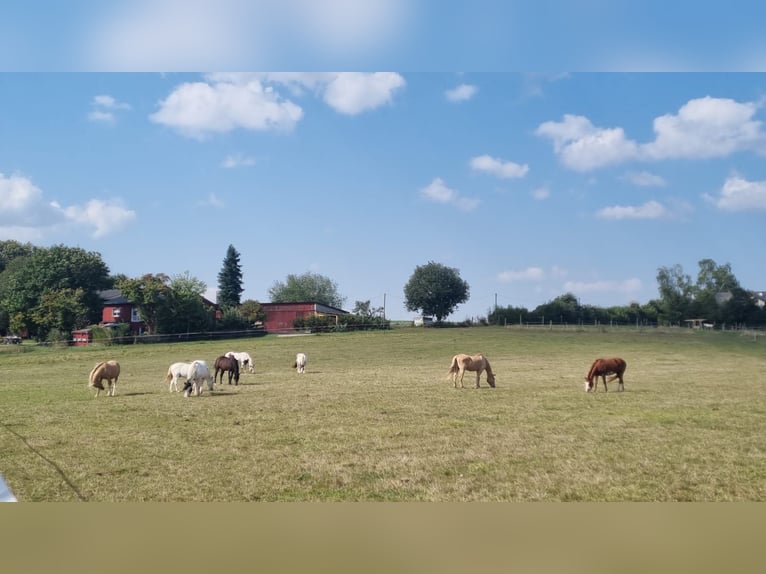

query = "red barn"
[{"left": 260, "top": 302, "right": 348, "bottom": 333}]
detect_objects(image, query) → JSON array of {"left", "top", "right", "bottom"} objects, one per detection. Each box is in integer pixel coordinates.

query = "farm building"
[
  {"left": 97, "top": 289, "right": 222, "bottom": 336},
  {"left": 98, "top": 289, "right": 146, "bottom": 335},
  {"left": 260, "top": 302, "right": 349, "bottom": 333},
  {"left": 71, "top": 328, "right": 92, "bottom": 346}
]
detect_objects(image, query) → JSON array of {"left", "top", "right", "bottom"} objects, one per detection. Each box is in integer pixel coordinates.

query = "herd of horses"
[
  {"left": 89, "top": 348, "right": 627, "bottom": 398},
  {"left": 88, "top": 350, "right": 310, "bottom": 398}
]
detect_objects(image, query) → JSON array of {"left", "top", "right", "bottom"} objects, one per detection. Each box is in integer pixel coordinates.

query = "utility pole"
[{"left": 383, "top": 293, "right": 386, "bottom": 319}]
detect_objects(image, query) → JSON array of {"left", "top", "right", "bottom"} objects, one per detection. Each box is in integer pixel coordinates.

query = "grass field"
[{"left": 1, "top": 326, "right": 765, "bottom": 501}]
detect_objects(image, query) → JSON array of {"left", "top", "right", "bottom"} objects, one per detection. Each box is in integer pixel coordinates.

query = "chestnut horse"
[
  {"left": 214, "top": 355, "right": 240, "bottom": 385},
  {"left": 584, "top": 357, "right": 627, "bottom": 392},
  {"left": 89, "top": 360, "right": 120, "bottom": 397},
  {"left": 447, "top": 353, "right": 496, "bottom": 388}
]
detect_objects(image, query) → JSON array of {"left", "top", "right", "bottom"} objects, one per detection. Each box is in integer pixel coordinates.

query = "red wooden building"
[
  {"left": 260, "top": 302, "right": 348, "bottom": 333},
  {"left": 99, "top": 289, "right": 145, "bottom": 335}
]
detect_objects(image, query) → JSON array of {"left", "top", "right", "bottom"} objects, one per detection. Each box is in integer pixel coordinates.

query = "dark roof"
[
  {"left": 261, "top": 302, "right": 349, "bottom": 314},
  {"left": 98, "top": 289, "right": 131, "bottom": 305}
]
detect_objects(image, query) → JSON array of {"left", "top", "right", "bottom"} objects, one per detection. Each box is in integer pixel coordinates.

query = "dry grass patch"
[{"left": 1, "top": 327, "right": 765, "bottom": 500}]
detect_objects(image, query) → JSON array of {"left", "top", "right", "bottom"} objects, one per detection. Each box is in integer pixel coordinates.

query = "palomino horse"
[
  {"left": 225, "top": 351, "right": 255, "bottom": 374},
  {"left": 447, "top": 354, "right": 496, "bottom": 388},
  {"left": 89, "top": 360, "right": 120, "bottom": 397},
  {"left": 584, "top": 357, "right": 627, "bottom": 392},
  {"left": 183, "top": 360, "right": 214, "bottom": 397},
  {"left": 164, "top": 361, "right": 207, "bottom": 392},
  {"left": 293, "top": 352, "right": 307, "bottom": 373},
  {"left": 214, "top": 355, "right": 240, "bottom": 385}
]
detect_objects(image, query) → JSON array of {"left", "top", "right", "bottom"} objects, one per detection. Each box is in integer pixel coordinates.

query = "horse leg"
[
  {"left": 618, "top": 374, "right": 624, "bottom": 392},
  {"left": 475, "top": 370, "right": 481, "bottom": 389},
  {"left": 602, "top": 374, "right": 608, "bottom": 392}
]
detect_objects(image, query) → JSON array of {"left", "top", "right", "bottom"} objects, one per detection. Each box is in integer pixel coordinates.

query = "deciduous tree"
[
  {"left": 403, "top": 261, "right": 469, "bottom": 322},
  {"left": 269, "top": 271, "right": 346, "bottom": 308}
]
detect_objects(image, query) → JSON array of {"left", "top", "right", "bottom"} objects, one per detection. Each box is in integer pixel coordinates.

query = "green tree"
[
  {"left": 656, "top": 264, "right": 693, "bottom": 324},
  {"left": 162, "top": 272, "right": 213, "bottom": 333},
  {"left": 0, "top": 240, "right": 34, "bottom": 273},
  {"left": 30, "top": 288, "right": 91, "bottom": 340},
  {"left": 240, "top": 299, "right": 266, "bottom": 325},
  {"left": 217, "top": 244, "right": 244, "bottom": 309},
  {"left": 269, "top": 271, "right": 346, "bottom": 308},
  {"left": 403, "top": 261, "right": 470, "bottom": 322},
  {"left": 0, "top": 244, "right": 109, "bottom": 338},
  {"left": 117, "top": 273, "right": 171, "bottom": 334},
  {"left": 352, "top": 300, "right": 383, "bottom": 318}
]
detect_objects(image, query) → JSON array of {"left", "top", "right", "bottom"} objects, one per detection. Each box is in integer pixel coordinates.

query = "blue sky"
[{"left": 2, "top": 73, "right": 765, "bottom": 320}]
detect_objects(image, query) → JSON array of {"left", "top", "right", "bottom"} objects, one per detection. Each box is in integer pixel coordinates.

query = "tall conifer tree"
[{"left": 217, "top": 245, "right": 244, "bottom": 308}]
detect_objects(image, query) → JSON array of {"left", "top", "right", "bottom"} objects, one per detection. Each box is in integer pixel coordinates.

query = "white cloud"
[
  {"left": 89, "top": 93, "right": 131, "bottom": 124},
  {"left": 530, "top": 186, "right": 550, "bottom": 200},
  {"left": 420, "top": 178, "right": 479, "bottom": 212},
  {"left": 0, "top": 172, "right": 136, "bottom": 239},
  {"left": 152, "top": 73, "right": 404, "bottom": 138},
  {"left": 706, "top": 175, "right": 766, "bottom": 211},
  {"left": 93, "top": 95, "right": 131, "bottom": 110},
  {"left": 621, "top": 170, "right": 667, "bottom": 187},
  {"left": 470, "top": 155, "right": 529, "bottom": 179},
  {"left": 596, "top": 200, "right": 668, "bottom": 220},
  {"left": 498, "top": 267, "right": 546, "bottom": 282},
  {"left": 221, "top": 154, "right": 257, "bottom": 168},
  {"left": 197, "top": 193, "right": 225, "bottom": 208},
  {"left": 321, "top": 72, "right": 405, "bottom": 115},
  {"left": 536, "top": 96, "right": 766, "bottom": 171},
  {"left": 63, "top": 199, "right": 136, "bottom": 238},
  {"left": 535, "top": 114, "right": 639, "bottom": 171},
  {"left": 445, "top": 84, "right": 478, "bottom": 102},
  {"left": 150, "top": 78, "right": 304, "bottom": 138},
  {"left": 644, "top": 96, "right": 764, "bottom": 160}
]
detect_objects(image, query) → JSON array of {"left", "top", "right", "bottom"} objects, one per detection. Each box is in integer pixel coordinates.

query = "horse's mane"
[
  {"left": 89, "top": 361, "right": 106, "bottom": 384},
  {"left": 586, "top": 359, "right": 600, "bottom": 381}
]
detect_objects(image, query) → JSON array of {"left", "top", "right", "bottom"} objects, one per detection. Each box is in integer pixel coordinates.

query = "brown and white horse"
[
  {"left": 89, "top": 360, "right": 120, "bottom": 397},
  {"left": 584, "top": 357, "right": 626, "bottom": 392},
  {"left": 447, "top": 353, "right": 496, "bottom": 388}
]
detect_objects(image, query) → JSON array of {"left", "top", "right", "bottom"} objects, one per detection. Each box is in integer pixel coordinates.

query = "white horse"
[
  {"left": 293, "top": 353, "right": 307, "bottom": 374},
  {"left": 225, "top": 351, "right": 255, "bottom": 373},
  {"left": 165, "top": 360, "right": 210, "bottom": 392},
  {"left": 183, "top": 360, "right": 214, "bottom": 397}
]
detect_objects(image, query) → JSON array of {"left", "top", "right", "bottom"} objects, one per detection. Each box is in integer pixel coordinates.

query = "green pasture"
[{"left": 1, "top": 326, "right": 765, "bottom": 501}]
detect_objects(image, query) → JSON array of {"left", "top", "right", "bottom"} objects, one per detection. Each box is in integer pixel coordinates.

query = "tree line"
[
  {"left": 2, "top": 238, "right": 762, "bottom": 342},
  {"left": 489, "top": 259, "right": 766, "bottom": 328}
]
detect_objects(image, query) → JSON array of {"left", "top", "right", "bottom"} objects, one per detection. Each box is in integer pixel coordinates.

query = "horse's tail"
[
  {"left": 164, "top": 368, "right": 173, "bottom": 383},
  {"left": 447, "top": 355, "right": 460, "bottom": 378}
]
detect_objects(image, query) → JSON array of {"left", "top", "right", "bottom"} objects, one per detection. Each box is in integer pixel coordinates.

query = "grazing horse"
[
  {"left": 293, "top": 352, "right": 307, "bottom": 373},
  {"left": 214, "top": 355, "right": 240, "bottom": 385},
  {"left": 447, "top": 354, "right": 496, "bottom": 388},
  {"left": 584, "top": 357, "right": 627, "bottom": 392},
  {"left": 89, "top": 360, "right": 120, "bottom": 397},
  {"left": 225, "top": 351, "right": 255, "bottom": 374},
  {"left": 183, "top": 360, "right": 214, "bottom": 397},
  {"left": 164, "top": 361, "right": 197, "bottom": 392}
]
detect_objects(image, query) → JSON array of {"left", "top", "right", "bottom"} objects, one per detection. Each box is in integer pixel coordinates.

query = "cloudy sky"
[{"left": 2, "top": 72, "right": 765, "bottom": 320}]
